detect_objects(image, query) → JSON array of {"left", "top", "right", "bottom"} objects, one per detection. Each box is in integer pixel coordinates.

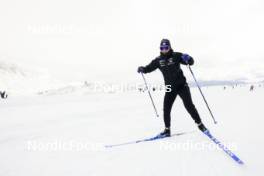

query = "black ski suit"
[{"left": 141, "top": 50, "right": 202, "bottom": 128}]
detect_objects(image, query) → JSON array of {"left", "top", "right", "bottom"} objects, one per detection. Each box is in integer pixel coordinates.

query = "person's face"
[{"left": 160, "top": 46, "right": 170, "bottom": 54}]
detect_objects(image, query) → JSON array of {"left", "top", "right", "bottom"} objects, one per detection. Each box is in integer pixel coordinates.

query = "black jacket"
[{"left": 142, "top": 50, "right": 194, "bottom": 88}]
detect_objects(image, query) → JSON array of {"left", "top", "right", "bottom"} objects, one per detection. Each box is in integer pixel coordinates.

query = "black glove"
[{"left": 137, "top": 66, "right": 145, "bottom": 73}]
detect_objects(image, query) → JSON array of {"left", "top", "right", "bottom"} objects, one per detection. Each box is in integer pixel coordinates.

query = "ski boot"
[
  {"left": 158, "top": 127, "right": 171, "bottom": 137},
  {"left": 197, "top": 122, "right": 208, "bottom": 132}
]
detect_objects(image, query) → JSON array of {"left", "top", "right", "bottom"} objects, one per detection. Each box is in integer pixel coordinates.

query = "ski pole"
[
  {"left": 187, "top": 65, "right": 217, "bottom": 124},
  {"left": 140, "top": 73, "right": 159, "bottom": 117}
]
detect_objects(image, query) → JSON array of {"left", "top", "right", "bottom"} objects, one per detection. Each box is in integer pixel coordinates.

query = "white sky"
[{"left": 1, "top": 0, "right": 264, "bottom": 83}]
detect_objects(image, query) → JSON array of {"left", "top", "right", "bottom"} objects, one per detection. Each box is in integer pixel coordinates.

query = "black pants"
[{"left": 163, "top": 84, "right": 201, "bottom": 128}]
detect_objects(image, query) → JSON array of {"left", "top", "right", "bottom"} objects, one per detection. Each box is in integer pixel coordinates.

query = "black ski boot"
[
  {"left": 159, "top": 128, "right": 171, "bottom": 137},
  {"left": 197, "top": 123, "right": 208, "bottom": 132}
]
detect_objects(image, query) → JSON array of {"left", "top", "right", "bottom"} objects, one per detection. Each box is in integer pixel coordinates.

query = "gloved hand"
[
  {"left": 181, "top": 54, "right": 191, "bottom": 64},
  {"left": 137, "top": 66, "right": 145, "bottom": 73}
]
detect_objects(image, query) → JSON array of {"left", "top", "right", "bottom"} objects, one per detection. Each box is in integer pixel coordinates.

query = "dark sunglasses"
[{"left": 160, "top": 46, "right": 169, "bottom": 51}]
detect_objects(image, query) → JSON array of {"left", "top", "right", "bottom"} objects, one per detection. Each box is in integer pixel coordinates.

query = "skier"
[
  {"left": 0, "top": 91, "right": 8, "bottom": 99},
  {"left": 250, "top": 85, "right": 254, "bottom": 91},
  {"left": 137, "top": 39, "right": 207, "bottom": 137}
]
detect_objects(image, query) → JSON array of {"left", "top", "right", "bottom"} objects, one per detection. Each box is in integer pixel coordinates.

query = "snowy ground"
[{"left": 0, "top": 85, "right": 263, "bottom": 176}]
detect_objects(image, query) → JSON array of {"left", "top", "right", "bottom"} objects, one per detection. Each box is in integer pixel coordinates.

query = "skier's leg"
[
  {"left": 163, "top": 90, "right": 177, "bottom": 128},
  {"left": 178, "top": 84, "right": 202, "bottom": 124}
]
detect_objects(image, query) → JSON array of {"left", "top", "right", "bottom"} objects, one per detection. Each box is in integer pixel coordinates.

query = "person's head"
[{"left": 160, "top": 39, "right": 171, "bottom": 54}]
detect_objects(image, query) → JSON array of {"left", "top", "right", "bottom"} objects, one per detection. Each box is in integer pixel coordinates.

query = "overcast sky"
[{"left": 1, "top": 0, "right": 264, "bottom": 83}]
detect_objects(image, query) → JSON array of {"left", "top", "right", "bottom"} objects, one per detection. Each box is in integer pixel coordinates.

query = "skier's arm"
[
  {"left": 144, "top": 59, "right": 159, "bottom": 73},
  {"left": 138, "top": 59, "right": 158, "bottom": 74},
  {"left": 180, "top": 53, "right": 194, "bottom": 65}
]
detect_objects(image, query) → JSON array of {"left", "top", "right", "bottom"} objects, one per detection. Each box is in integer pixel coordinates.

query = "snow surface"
[{"left": 0, "top": 85, "right": 263, "bottom": 176}]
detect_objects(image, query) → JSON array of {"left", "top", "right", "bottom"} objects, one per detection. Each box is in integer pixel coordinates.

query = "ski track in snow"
[{"left": 0, "top": 85, "right": 263, "bottom": 176}]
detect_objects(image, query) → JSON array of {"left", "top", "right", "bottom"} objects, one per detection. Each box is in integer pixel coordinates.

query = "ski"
[
  {"left": 105, "top": 131, "right": 192, "bottom": 148},
  {"left": 203, "top": 130, "right": 244, "bottom": 165}
]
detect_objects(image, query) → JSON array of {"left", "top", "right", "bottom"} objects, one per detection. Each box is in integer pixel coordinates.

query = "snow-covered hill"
[{"left": 0, "top": 60, "right": 64, "bottom": 96}]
